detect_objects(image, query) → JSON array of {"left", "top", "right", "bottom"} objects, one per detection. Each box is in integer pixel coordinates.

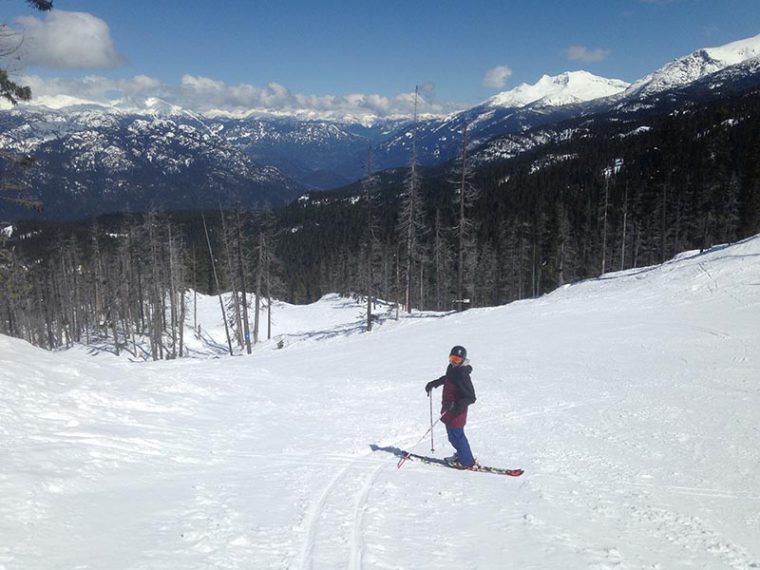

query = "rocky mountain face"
[
  {"left": 0, "top": 108, "right": 303, "bottom": 220},
  {"left": 1, "top": 34, "right": 760, "bottom": 220}
]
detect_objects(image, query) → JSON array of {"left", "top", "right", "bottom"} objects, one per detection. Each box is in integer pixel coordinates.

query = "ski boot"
[{"left": 444, "top": 453, "right": 459, "bottom": 465}]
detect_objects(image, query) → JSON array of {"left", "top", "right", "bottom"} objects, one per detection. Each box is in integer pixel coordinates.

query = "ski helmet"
[{"left": 449, "top": 345, "right": 467, "bottom": 363}]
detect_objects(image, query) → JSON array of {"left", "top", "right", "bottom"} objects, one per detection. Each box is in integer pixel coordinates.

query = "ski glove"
[{"left": 425, "top": 379, "right": 444, "bottom": 394}]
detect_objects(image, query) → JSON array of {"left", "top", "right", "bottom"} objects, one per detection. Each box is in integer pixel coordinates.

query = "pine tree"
[{"left": 0, "top": 1, "right": 53, "bottom": 105}]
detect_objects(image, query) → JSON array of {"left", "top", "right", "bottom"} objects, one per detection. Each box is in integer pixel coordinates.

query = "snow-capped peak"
[
  {"left": 486, "top": 71, "right": 630, "bottom": 109},
  {"left": 626, "top": 32, "right": 760, "bottom": 97},
  {"left": 141, "top": 96, "right": 186, "bottom": 116}
]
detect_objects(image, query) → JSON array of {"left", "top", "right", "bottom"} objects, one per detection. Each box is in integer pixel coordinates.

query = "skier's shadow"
[
  {"left": 369, "top": 444, "right": 405, "bottom": 457},
  {"left": 369, "top": 444, "right": 447, "bottom": 466}
]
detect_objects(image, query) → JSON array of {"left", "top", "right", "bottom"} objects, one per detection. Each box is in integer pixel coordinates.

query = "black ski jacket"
[{"left": 428, "top": 362, "right": 476, "bottom": 420}]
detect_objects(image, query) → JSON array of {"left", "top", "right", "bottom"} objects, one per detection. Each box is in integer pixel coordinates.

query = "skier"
[{"left": 425, "top": 345, "right": 478, "bottom": 469}]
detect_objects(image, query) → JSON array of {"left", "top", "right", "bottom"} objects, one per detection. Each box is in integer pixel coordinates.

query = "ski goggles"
[{"left": 449, "top": 354, "right": 464, "bottom": 365}]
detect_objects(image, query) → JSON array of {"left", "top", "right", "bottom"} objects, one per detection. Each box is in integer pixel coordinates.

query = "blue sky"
[{"left": 1, "top": 0, "right": 759, "bottom": 116}]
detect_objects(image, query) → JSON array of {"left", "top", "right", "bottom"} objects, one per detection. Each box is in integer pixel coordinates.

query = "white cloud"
[
  {"left": 181, "top": 74, "right": 226, "bottom": 94},
  {"left": 15, "top": 10, "right": 124, "bottom": 69},
  {"left": 482, "top": 65, "right": 513, "bottom": 89},
  {"left": 20, "top": 74, "right": 160, "bottom": 101},
  {"left": 121, "top": 75, "right": 163, "bottom": 95},
  {"left": 173, "top": 75, "right": 454, "bottom": 118},
  {"left": 563, "top": 45, "right": 611, "bottom": 63},
  {"left": 16, "top": 74, "right": 459, "bottom": 120}
]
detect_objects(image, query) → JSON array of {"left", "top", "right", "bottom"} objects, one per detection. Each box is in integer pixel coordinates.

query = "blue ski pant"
[{"left": 446, "top": 426, "right": 475, "bottom": 467}]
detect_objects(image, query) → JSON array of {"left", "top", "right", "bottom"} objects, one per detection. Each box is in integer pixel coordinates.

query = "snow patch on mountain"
[{"left": 487, "top": 71, "right": 629, "bottom": 109}]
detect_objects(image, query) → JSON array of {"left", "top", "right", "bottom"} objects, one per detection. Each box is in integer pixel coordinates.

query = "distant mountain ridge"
[
  {"left": 374, "top": 34, "right": 760, "bottom": 171},
  {"left": 624, "top": 33, "right": 760, "bottom": 99},
  {"left": 0, "top": 108, "right": 302, "bottom": 220},
  {"left": 2, "top": 33, "right": 760, "bottom": 219}
]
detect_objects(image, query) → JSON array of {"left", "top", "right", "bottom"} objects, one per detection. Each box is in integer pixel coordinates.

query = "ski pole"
[
  {"left": 397, "top": 416, "right": 443, "bottom": 469},
  {"left": 429, "top": 391, "right": 435, "bottom": 452}
]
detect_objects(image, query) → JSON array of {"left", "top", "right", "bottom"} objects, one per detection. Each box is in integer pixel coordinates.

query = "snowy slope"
[{"left": 2, "top": 236, "right": 760, "bottom": 569}]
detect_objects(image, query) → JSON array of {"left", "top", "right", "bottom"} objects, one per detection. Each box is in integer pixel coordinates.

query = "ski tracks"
[
  {"left": 348, "top": 463, "right": 386, "bottom": 570},
  {"left": 298, "top": 451, "right": 389, "bottom": 570}
]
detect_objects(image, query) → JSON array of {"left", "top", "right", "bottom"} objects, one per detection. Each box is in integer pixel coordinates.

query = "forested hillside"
[{"left": 276, "top": 87, "right": 760, "bottom": 305}]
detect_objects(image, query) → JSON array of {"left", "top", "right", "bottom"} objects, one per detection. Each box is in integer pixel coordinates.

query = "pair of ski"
[{"left": 397, "top": 451, "right": 524, "bottom": 477}]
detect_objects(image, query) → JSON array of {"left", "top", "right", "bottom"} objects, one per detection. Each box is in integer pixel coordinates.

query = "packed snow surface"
[{"left": 2, "top": 237, "right": 760, "bottom": 569}]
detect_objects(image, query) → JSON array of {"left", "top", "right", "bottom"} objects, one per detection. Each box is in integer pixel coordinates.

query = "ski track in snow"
[
  {"left": 298, "top": 451, "right": 368, "bottom": 570},
  {"left": 298, "top": 451, "right": 388, "bottom": 570},
  {"left": 2, "top": 241, "right": 760, "bottom": 569}
]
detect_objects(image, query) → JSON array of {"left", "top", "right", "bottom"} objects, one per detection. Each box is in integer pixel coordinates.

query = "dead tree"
[
  {"left": 202, "top": 211, "right": 233, "bottom": 356},
  {"left": 398, "top": 86, "right": 426, "bottom": 313}
]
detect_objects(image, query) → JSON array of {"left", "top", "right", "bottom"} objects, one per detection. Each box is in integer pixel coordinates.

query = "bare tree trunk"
[
  {"left": 146, "top": 217, "right": 160, "bottom": 361},
  {"left": 633, "top": 221, "right": 641, "bottom": 268},
  {"left": 220, "top": 207, "right": 243, "bottom": 347},
  {"left": 402, "top": 86, "right": 420, "bottom": 314},
  {"left": 434, "top": 210, "right": 442, "bottom": 311},
  {"left": 191, "top": 247, "right": 198, "bottom": 333},
  {"left": 418, "top": 257, "right": 424, "bottom": 312},
  {"left": 457, "top": 122, "right": 468, "bottom": 311},
  {"left": 179, "top": 286, "right": 186, "bottom": 358},
  {"left": 168, "top": 225, "right": 177, "bottom": 359},
  {"left": 266, "top": 268, "right": 272, "bottom": 341},
  {"left": 394, "top": 248, "right": 400, "bottom": 320},
  {"left": 235, "top": 209, "right": 252, "bottom": 354},
  {"left": 601, "top": 175, "right": 609, "bottom": 275},
  {"left": 661, "top": 184, "right": 668, "bottom": 263},
  {"left": 532, "top": 242, "right": 538, "bottom": 298},
  {"left": 253, "top": 231, "right": 263, "bottom": 344},
  {"left": 111, "top": 313, "right": 120, "bottom": 357},
  {"left": 202, "top": 211, "right": 234, "bottom": 356},
  {"left": 620, "top": 181, "right": 629, "bottom": 270},
  {"left": 365, "top": 147, "right": 375, "bottom": 332}
]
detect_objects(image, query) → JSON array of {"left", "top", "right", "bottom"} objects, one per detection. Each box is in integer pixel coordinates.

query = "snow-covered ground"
[{"left": 2, "top": 237, "right": 759, "bottom": 569}]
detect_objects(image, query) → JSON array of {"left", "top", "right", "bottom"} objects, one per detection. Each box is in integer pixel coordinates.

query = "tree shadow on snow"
[{"left": 280, "top": 309, "right": 452, "bottom": 347}]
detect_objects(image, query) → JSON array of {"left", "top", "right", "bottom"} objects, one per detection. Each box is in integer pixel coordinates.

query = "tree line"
[{"left": 0, "top": 209, "right": 279, "bottom": 357}]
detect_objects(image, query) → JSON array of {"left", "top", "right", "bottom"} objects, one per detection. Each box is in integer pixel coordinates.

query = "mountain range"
[{"left": 2, "top": 33, "right": 760, "bottom": 220}]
